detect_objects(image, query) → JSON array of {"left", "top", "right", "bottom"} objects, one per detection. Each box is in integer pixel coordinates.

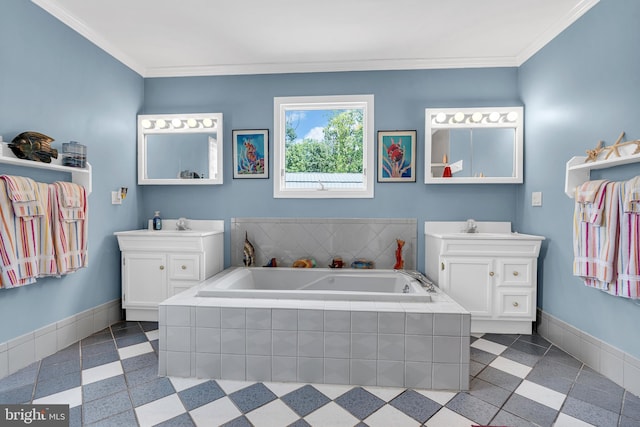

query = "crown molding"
[{"left": 143, "top": 56, "right": 521, "bottom": 78}]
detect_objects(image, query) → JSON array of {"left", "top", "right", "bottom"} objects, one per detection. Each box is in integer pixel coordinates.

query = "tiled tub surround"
[
  {"left": 231, "top": 218, "right": 417, "bottom": 269},
  {"left": 159, "top": 282, "right": 470, "bottom": 391}
]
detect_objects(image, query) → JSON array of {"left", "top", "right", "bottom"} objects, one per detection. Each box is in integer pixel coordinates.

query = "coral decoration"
[{"left": 394, "top": 239, "right": 405, "bottom": 270}]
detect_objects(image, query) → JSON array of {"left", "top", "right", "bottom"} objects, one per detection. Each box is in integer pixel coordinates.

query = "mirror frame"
[
  {"left": 424, "top": 106, "right": 523, "bottom": 184},
  {"left": 137, "top": 113, "right": 224, "bottom": 185}
]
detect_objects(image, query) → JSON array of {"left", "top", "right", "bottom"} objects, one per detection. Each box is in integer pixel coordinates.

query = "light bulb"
[
  {"left": 156, "top": 119, "right": 167, "bottom": 129},
  {"left": 187, "top": 118, "right": 198, "bottom": 128},
  {"left": 471, "top": 112, "right": 483, "bottom": 123},
  {"left": 435, "top": 112, "right": 447, "bottom": 123},
  {"left": 506, "top": 111, "right": 518, "bottom": 122},
  {"left": 488, "top": 112, "right": 500, "bottom": 123},
  {"left": 454, "top": 112, "right": 465, "bottom": 123},
  {"left": 202, "top": 118, "right": 214, "bottom": 128},
  {"left": 171, "top": 118, "right": 183, "bottom": 128},
  {"left": 141, "top": 119, "right": 152, "bottom": 129}
]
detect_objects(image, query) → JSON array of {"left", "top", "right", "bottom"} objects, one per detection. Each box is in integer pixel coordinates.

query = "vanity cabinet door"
[
  {"left": 122, "top": 252, "right": 168, "bottom": 309},
  {"left": 440, "top": 257, "right": 493, "bottom": 317}
]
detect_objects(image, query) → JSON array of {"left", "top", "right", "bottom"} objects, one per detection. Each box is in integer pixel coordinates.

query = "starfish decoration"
[
  {"left": 585, "top": 140, "right": 604, "bottom": 162},
  {"left": 633, "top": 140, "right": 640, "bottom": 155},
  {"left": 604, "top": 132, "right": 626, "bottom": 159}
]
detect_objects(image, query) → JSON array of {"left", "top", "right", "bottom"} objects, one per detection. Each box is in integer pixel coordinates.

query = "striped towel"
[
  {"left": 0, "top": 179, "right": 39, "bottom": 288},
  {"left": 575, "top": 180, "right": 609, "bottom": 225},
  {"left": 623, "top": 176, "right": 640, "bottom": 213},
  {"left": 50, "top": 182, "right": 88, "bottom": 274},
  {"left": 573, "top": 181, "right": 620, "bottom": 291},
  {"left": 54, "top": 182, "right": 85, "bottom": 221},
  {"left": 35, "top": 182, "right": 57, "bottom": 277},
  {"left": 0, "top": 175, "right": 44, "bottom": 218},
  {"left": 614, "top": 179, "right": 640, "bottom": 299}
]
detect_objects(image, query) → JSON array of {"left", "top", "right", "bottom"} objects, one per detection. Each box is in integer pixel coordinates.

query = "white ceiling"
[{"left": 32, "top": 0, "right": 598, "bottom": 78}]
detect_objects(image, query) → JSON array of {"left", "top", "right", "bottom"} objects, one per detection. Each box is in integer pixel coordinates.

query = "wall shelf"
[
  {"left": 565, "top": 142, "right": 640, "bottom": 198},
  {"left": 0, "top": 142, "right": 92, "bottom": 194}
]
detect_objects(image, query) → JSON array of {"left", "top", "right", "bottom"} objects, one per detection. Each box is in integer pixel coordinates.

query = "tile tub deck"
[{"left": 159, "top": 280, "right": 470, "bottom": 391}]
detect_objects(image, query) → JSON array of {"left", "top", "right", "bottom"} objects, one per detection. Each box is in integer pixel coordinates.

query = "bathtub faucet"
[{"left": 396, "top": 270, "right": 436, "bottom": 292}]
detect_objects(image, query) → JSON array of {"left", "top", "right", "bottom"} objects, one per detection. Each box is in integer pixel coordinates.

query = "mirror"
[
  {"left": 138, "top": 113, "right": 223, "bottom": 185},
  {"left": 424, "top": 107, "right": 523, "bottom": 184}
]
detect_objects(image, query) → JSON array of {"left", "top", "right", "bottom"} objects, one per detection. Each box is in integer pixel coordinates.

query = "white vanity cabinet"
[
  {"left": 425, "top": 221, "right": 544, "bottom": 334},
  {"left": 115, "top": 220, "right": 224, "bottom": 321}
]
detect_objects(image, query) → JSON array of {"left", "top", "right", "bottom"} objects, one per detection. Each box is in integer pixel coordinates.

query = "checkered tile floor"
[{"left": 1, "top": 321, "right": 639, "bottom": 426}]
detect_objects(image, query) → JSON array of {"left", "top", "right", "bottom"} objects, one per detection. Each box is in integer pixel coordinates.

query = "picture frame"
[
  {"left": 377, "top": 130, "right": 416, "bottom": 182},
  {"left": 232, "top": 129, "right": 269, "bottom": 179}
]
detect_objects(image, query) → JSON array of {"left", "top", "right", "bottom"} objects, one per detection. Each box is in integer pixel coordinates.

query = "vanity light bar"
[
  {"left": 140, "top": 117, "right": 218, "bottom": 130},
  {"left": 433, "top": 110, "right": 519, "bottom": 125}
]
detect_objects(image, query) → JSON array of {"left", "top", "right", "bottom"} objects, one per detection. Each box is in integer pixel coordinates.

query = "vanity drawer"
[
  {"left": 169, "top": 254, "right": 201, "bottom": 281},
  {"left": 496, "top": 290, "right": 533, "bottom": 318},
  {"left": 497, "top": 259, "right": 533, "bottom": 287}
]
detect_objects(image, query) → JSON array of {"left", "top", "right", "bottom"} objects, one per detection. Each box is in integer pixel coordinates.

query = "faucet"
[
  {"left": 463, "top": 219, "right": 477, "bottom": 233},
  {"left": 396, "top": 270, "right": 437, "bottom": 293},
  {"left": 176, "top": 217, "right": 190, "bottom": 231}
]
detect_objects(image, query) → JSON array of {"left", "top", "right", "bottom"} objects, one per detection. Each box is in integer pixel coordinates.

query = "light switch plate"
[
  {"left": 532, "top": 191, "right": 542, "bottom": 207},
  {"left": 111, "top": 191, "right": 122, "bottom": 205}
]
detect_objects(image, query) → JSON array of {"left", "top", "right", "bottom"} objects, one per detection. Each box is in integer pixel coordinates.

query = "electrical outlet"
[
  {"left": 532, "top": 191, "right": 542, "bottom": 207},
  {"left": 111, "top": 191, "right": 122, "bottom": 205}
]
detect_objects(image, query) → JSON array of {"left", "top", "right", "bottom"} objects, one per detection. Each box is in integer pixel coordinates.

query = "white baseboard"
[
  {"left": 537, "top": 309, "right": 640, "bottom": 397},
  {"left": 0, "top": 299, "right": 122, "bottom": 378}
]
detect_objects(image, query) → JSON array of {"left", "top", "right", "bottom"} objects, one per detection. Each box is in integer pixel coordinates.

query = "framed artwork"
[
  {"left": 232, "top": 129, "right": 269, "bottom": 179},
  {"left": 377, "top": 130, "right": 416, "bottom": 182}
]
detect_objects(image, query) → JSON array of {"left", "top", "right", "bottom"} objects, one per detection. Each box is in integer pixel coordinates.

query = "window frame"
[{"left": 273, "top": 94, "right": 375, "bottom": 199}]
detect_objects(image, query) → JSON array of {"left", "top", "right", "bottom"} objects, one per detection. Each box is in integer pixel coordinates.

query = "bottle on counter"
[{"left": 153, "top": 211, "right": 162, "bottom": 231}]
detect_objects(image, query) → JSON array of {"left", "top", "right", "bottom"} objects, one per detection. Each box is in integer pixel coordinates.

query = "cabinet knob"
[
  {"left": 489, "top": 271, "right": 494, "bottom": 277},
  {"left": 159, "top": 265, "right": 165, "bottom": 270},
  {"left": 441, "top": 262, "right": 445, "bottom": 271},
  {"left": 181, "top": 265, "right": 187, "bottom": 270},
  {"left": 513, "top": 271, "right": 519, "bottom": 276},
  {"left": 512, "top": 301, "right": 519, "bottom": 307}
]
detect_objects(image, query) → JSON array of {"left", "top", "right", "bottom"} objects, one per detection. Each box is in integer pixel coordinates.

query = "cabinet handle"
[
  {"left": 159, "top": 265, "right": 165, "bottom": 270},
  {"left": 181, "top": 265, "right": 187, "bottom": 270},
  {"left": 441, "top": 262, "right": 445, "bottom": 271},
  {"left": 489, "top": 271, "right": 494, "bottom": 277},
  {"left": 513, "top": 271, "right": 519, "bottom": 276},
  {"left": 512, "top": 301, "right": 519, "bottom": 307}
]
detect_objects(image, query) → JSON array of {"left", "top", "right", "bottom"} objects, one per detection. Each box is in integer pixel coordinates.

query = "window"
[{"left": 273, "top": 95, "right": 374, "bottom": 198}]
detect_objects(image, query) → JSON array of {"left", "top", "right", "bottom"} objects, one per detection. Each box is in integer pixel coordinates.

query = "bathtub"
[
  {"left": 159, "top": 267, "right": 470, "bottom": 390},
  {"left": 196, "top": 267, "right": 431, "bottom": 302}
]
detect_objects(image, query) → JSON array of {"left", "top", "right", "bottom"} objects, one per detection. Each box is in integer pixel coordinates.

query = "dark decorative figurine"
[
  {"left": 9, "top": 131, "right": 58, "bottom": 163},
  {"left": 243, "top": 231, "right": 255, "bottom": 266}
]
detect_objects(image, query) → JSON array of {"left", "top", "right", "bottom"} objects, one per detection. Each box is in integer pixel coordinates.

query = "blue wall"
[
  {"left": 519, "top": 0, "right": 640, "bottom": 357},
  {"left": 142, "top": 70, "right": 522, "bottom": 268},
  {"left": 0, "top": 0, "right": 143, "bottom": 342}
]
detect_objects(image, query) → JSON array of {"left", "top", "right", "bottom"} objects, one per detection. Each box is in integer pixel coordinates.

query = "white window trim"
[{"left": 273, "top": 94, "right": 375, "bottom": 199}]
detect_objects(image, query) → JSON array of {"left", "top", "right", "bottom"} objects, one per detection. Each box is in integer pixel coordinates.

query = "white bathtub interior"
[{"left": 196, "top": 267, "right": 431, "bottom": 302}]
